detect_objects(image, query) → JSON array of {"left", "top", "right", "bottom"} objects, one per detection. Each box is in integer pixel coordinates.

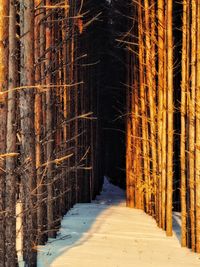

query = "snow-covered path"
[{"left": 37, "top": 178, "right": 200, "bottom": 267}]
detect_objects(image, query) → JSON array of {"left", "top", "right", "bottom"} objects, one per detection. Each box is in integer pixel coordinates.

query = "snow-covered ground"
[
  {"left": 36, "top": 177, "right": 200, "bottom": 267},
  {"left": 16, "top": 201, "right": 24, "bottom": 267}
]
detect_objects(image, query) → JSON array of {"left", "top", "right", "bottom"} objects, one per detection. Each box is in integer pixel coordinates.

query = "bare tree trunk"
[
  {"left": 62, "top": 0, "right": 69, "bottom": 213},
  {"left": 166, "top": 0, "right": 174, "bottom": 237},
  {"left": 127, "top": 33, "right": 136, "bottom": 208},
  {"left": 74, "top": 2, "right": 79, "bottom": 203},
  {"left": 196, "top": 0, "right": 200, "bottom": 253},
  {"left": 5, "top": 0, "right": 18, "bottom": 266},
  {"left": 0, "top": 1, "right": 9, "bottom": 266},
  {"left": 46, "top": 1, "right": 55, "bottom": 239},
  {"left": 34, "top": 0, "right": 46, "bottom": 245},
  {"left": 138, "top": 0, "right": 149, "bottom": 213},
  {"left": 181, "top": 0, "right": 188, "bottom": 248},
  {"left": 144, "top": 0, "right": 157, "bottom": 216},
  {"left": 20, "top": 0, "right": 37, "bottom": 265},
  {"left": 70, "top": 2, "right": 76, "bottom": 205},
  {"left": 185, "top": 0, "right": 191, "bottom": 248},
  {"left": 161, "top": 7, "right": 167, "bottom": 230},
  {"left": 134, "top": 64, "right": 142, "bottom": 209},
  {"left": 189, "top": 0, "right": 197, "bottom": 251},
  {"left": 157, "top": 0, "right": 164, "bottom": 228},
  {"left": 150, "top": 0, "right": 157, "bottom": 219}
]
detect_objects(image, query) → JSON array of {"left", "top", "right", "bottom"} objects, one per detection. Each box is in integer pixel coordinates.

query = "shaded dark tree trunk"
[
  {"left": 5, "top": 0, "right": 18, "bottom": 266},
  {"left": 20, "top": 0, "right": 37, "bottom": 265}
]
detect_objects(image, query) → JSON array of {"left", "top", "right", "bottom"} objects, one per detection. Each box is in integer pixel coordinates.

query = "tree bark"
[
  {"left": 20, "top": 0, "right": 37, "bottom": 265},
  {"left": 5, "top": 0, "right": 18, "bottom": 266},
  {"left": 166, "top": 0, "right": 174, "bottom": 237},
  {"left": 181, "top": 0, "right": 188, "bottom": 248},
  {"left": 34, "top": 0, "right": 47, "bottom": 245},
  {"left": 157, "top": 0, "right": 165, "bottom": 228},
  {"left": 189, "top": 0, "right": 197, "bottom": 250},
  {"left": 138, "top": 0, "right": 149, "bottom": 213},
  {"left": 0, "top": 0, "right": 9, "bottom": 266},
  {"left": 46, "top": 0, "right": 55, "bottom": 239},
  {"left": 195, "top": 0, "right": 200, "bottom": 253},
  {"left": 144, "top": 0, "right": 157, "bottom": 216}
]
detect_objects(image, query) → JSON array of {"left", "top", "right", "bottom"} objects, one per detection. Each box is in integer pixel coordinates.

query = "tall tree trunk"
[
  {"left": 62, "top": 0, "right": 69, "bottom": 212},
  {"left": 34, "top": 0, "right": 46, "bottom": 245},
  {"left": 185, "top": 0, "right": 191, "bottom": 248},
  {"left": 181, "top": 0, "right": 188, "bottom": 248},
  {"left": 166, "top": 0, "right": 174, "bottom": 237},
  {"left": 144, "top": 0, "right": 157, "bottom": 216},
  {"left": 46, "top": 0, "right": 55, "bottom": 239},
  {"left": 5, "top": 0, "right": 18, "bottom": 266},
  {"left": 157, "top": 0, "right": 165, "bottom": 228},
  {"left": 150, "top": 0, "right": 157, "bottom": 219},
  {"left": 138, "top": 0, "right": 149, "bottom": 213},
  {"left": 195, "top": 0, "right": 200, "bottom": 253},
  {"left": 189, "top": 0, "right": 197, "bottom": 251},
  {"left": 20, "top": 0, "right": 37, "bottom": 265},
  {"left": 0, "top": 0, "right": 9, "bottom": 266},
  {"left": 161, "top": 5, "right": 167, "bottom": 230}
]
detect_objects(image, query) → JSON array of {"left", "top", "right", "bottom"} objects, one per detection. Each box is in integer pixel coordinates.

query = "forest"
[{"left": 0, "top": 0, "right": 199, "bottom": 266}]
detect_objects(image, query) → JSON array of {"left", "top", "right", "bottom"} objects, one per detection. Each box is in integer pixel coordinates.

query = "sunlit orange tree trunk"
[
  {"left": 196, "top": 0, "right": 200, "bottom": 253},
  {"left": 157, "top": 0, "right": 165, "bottom": 229},
  {"left": 189, "top": 0, "right": 197, "bottom": 251},
  {"left": 0, "top": 1, "right": 9, "bottom": 266},
  {"left": 34, "top": 0, "right": 47, "bottom": 245},
  {"left": 166, "top": 0, "right": 174, "bottom": 237}
]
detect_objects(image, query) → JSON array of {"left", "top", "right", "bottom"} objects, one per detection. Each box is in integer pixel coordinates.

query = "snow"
[
  {"left": 36, "top": 177, "right": 200, "bottom": 267},
  {"left": 173, "top": 211, "right": 182, "bottom": 243},
  {"left": 16, "top": 201, "right": 25, "bottom": 267}
]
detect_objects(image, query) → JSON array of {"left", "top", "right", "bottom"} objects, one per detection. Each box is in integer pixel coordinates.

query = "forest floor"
[{"left": 34, "top": 178, "right": 200, "bottom": 266}]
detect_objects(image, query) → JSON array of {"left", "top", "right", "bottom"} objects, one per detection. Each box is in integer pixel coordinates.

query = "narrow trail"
[{"left": 37, "top": 178, "right": 200, "bottom": 267}]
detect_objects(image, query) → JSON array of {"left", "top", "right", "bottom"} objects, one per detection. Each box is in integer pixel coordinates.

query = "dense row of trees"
[
  {"left": 1, "top": 0, "right": 199, "bottom": 265},
  {"left": 0, "top": 1, "right": 104, "bottom": 266},
  {"left": 181, "top": 0, "right": 200, "bottom": 252},
  {"left": 125, "top": 0, "right": 200, "bottom": 252}
]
